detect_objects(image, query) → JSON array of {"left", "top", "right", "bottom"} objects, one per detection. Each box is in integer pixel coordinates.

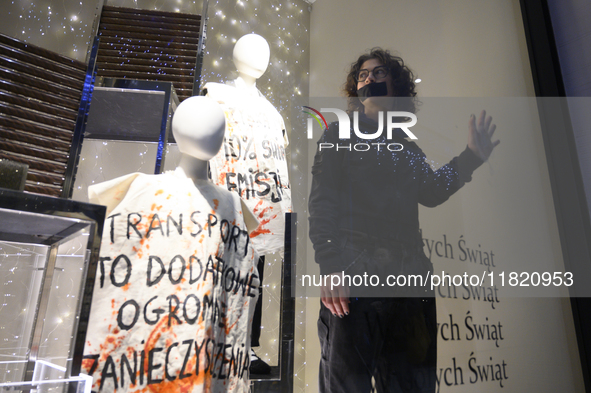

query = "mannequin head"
[
  {"left": 233, "top": 34, "right": 270, "bottom": 81},
  {"left": 172, "top": 96, "right": 226, "bottom": 162}
]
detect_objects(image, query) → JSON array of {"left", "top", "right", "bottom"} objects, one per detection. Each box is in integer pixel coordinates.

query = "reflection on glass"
[
  {"left": 72, "top": 140, "right": 158, "bottom": 203},
  {"left": 0, "top": 227, "right": 91, "bottom": 383},
  {"left": 36, "top": 230, "right": 89, "bottom": 371},
  {"left": 0, "top": 242, "right": 47, "bottom": 382}
]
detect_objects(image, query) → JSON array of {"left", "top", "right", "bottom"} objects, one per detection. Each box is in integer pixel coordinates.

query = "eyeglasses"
[{"left": 356, "top": 66, "right": 389, "bottom": 82}]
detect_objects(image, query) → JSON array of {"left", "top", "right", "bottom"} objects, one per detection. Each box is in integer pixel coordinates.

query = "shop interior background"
[{"left": 1, "top": 0, "right": 312, "bottom": 389}]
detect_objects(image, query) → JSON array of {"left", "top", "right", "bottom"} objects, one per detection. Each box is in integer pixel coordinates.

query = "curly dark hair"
[{"left": 344, "top": 48, "right": 418, "bottom": 113}]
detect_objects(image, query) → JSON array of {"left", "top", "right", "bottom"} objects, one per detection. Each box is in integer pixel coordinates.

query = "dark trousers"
[
  {"left": 318, "top": 297, "right": 437, "bottom": 393},
  {"left": 251, "top": 256, "right": 264, "bottom": 347}
]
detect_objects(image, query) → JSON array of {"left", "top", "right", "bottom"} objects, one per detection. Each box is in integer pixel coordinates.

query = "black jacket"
[{"left": 308, "top": 115, "right": 483, "bottom": 275}]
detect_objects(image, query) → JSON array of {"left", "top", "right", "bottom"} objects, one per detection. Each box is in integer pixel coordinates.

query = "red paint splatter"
[
  {"left": 132, "top": 246, "right": 144, "bottom": 259},
  {"left": 81, "top": 358, "right": 94, "bottom": 372},
  {"left": 252, "top": 200, "right": 265, "bottom": 214},
  {"left": 250, "top": 218, "right": 272, "bottom": 238},
  {"left": 141, "top": 315, "right": 209, "bottom": 393}
]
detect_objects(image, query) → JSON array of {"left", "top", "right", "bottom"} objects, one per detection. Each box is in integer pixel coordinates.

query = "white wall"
[
  {"left": 309, "top": 0, "right": 535, "bottom": 98},
  {"left": 302, "top": 1, "right": 584, "bottom": 392}
]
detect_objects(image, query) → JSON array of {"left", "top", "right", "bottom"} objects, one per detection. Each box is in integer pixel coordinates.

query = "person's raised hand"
[{"left": 468, "top": 110, "right": 500, "bottom": 161}]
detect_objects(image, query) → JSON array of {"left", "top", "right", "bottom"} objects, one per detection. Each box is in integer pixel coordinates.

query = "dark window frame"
[{"left": 520, "top": 0, "right": 591, "bottom": 390}]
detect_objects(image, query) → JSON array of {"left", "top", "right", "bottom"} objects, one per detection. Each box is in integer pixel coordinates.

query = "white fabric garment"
[
  {"left": 82, "top": 168, "right": 259, "bottom": 393},
  {"left": 205, "top": 81, "right": 291, "bottom": 255}
]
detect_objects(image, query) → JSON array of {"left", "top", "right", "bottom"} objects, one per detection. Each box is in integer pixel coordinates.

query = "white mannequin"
[
  {"left": 203, "top": 33, "right": 290, "bottom": 253},
  {"left": 172, "top": 96, "right": 258, "bottom": 232},
  {"left": 203, "top": 34, "right": 270, "bottom": 98},
  {"left": 85, "top": 99, "right": 260, "bottom": 393},
  {"left": 202, "top": 35, "right": 290, "bottom": 374},
  {"left": 232, "top": 33, "right": 270, "bottom": 93},
  {"left": 172, "top": 96, "right": 226, "bottom": 181}
]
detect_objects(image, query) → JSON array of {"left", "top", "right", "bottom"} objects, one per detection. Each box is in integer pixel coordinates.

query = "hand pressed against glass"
[{"left": 468, "top": 110, "right": 500, "bottom": 161}]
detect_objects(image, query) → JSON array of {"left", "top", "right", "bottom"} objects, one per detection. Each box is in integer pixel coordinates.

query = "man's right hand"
[{"left": 321, "top": 272, "right": 350, "bottom": 317}]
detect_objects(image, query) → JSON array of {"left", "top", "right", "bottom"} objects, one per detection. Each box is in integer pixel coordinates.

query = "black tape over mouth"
[{"left": 357, "top": 82, "right": 388, "bottom": 102}]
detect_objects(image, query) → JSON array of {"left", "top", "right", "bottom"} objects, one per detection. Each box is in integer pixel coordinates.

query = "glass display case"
[{"left": 0, "top": 189, "right": 105, "bottom": 391}]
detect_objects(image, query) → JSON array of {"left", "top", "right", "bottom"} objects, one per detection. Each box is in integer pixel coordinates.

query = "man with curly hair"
[{"left": 309, "top": 48, "right": 499, "bottom": 392}]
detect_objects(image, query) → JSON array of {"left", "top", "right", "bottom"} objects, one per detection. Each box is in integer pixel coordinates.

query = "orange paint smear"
[
  {"left": 132, "top": 246, "right": 144, "bottom": 259},
  {"left": 155, "top": 189, "right": 164, "bottom": 196},
  {"left": 250, "top": 218, "right": 272, "bottom": 238},
  {"left": 147, "top": 353, "right": 206, "bottom": 393},
  {"left": 98, "top": 332, "right": 124, "bottom": 363},
  {"left": 218, "top": 172, "right": 226, "bottom": 185},
  {"left": 225, "top": 318, "right": 238, "bottom": 335},
  {"left": 142, "top": 315, "right": 208, "bottom": 393},
  {"left": 81, "top": 358, "right": 94, "bottom": 372},
  {"left": 252, "top": 200, "right": 265, "bottom": 214},
  {"left": 256, "top": 206, "right": 273, "bottom": 220}
]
